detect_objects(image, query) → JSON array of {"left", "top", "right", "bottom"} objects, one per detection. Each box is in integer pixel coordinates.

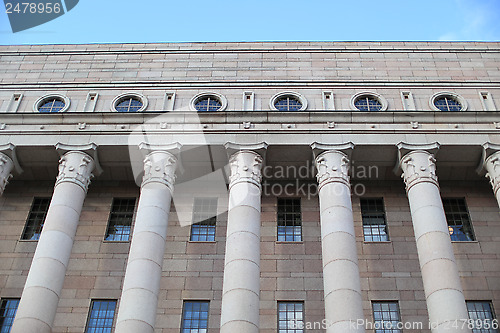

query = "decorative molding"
[
  {"left": 138, "top": 142, "right": 182, "bottom": 155},
  {"left": 2, "top": 81, "right": 498, "bottom": 91},
  {"left": 311, "top": 142, "right": 354, "bottom": 161},
  {"left": 224, "top": 142, "right": 268, "bottom": 161},
  {"left": 55, "top": 151, "right": 96, "bottom": 192},
  {"left": 313, "top": 149, "right": 351, "bottom": 189},
  {"left": 141, "top": 151, "right": 177, "bottom": 191},
  {"left": 227, "top": 150, "right": 264, "bottom": 189}
]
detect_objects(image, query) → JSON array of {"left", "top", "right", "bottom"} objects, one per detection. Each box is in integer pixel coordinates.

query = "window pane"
[
  {"left": 372, "top": 301, "right": 401, "bottom": 333},
  {"left": 22, "top": 197, "right": 51, "bottom": 240},
  {"left": 361, "top": 198, "right": 389, "bottom": 242},
  {"left": 434, "top": 96, "right": 462, "bottom": 111},
  {"left": 277, "top": 198, "right": 302, "bottom": 242},
  {"left": 278, "top": 301, "right": 304, "bottom": 332},
  {"left": 181, "top": 301, "right": 209, "bottom": 332},
  {"left": 0, "top": 299, "right": 20, "bottom": 332},
  {"left": 195, "top": 97, "right": 222, "bottom": 112},
  {"left": 275, "top": 96, "right": 302, "bottom": 111},
  {"left": 85, "top": 300, "right": 116, "bottom": 333},
  {"left": 355, "top": 96, "right": 382, "bottom": 111},
  {"left": 190, "top": 198, "right": 217, "bottom": 242},
  {"left": 38, "top": 98, "right": 65, "bottom": 113},
  {"left": 105, "top": 198, "right": 136, "bottom": 241},
  {"left": 443, "top": 198, "right": 475, "bottom": 241},
  {"left": 116, "top": 97, "right": 143, "bottom": 112},
  {"left": 467, "top": 301, "right": 498, "bottom": 333}
]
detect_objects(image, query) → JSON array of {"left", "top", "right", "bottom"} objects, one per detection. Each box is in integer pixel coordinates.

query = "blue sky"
[{"left": 1, "top": 0, "right": 500, "bottom": 45}]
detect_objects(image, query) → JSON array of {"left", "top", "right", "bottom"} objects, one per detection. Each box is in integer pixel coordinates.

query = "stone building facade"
[{"left": 0, "top": 42, "right": 499, "bottom": 332}]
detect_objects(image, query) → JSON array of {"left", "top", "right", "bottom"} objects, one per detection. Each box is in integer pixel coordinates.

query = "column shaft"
[
  {"left": 115, "top": 150, "right": 177, "bottom": 333},
  {"left": 12, "top": 150, "right": 95, "bottom": 333},
  {"left": 220, "top": 150, "right": 263, "bottom": 333},
  {"left": 400, "top": 149, "right": 471, "bottom": 333},
  {"left": 315, "top": 149, "right": 365, "bottom": 333}
]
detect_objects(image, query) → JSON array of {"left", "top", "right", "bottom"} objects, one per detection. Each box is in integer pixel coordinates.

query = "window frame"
[
  {"left": 372, "top": 301, "right": 402, "bottom": 333},
  {"left": 350, "top": 91, "right": 388, "bottom": 111},
  {"left": 190, "top": 197, "right": 218, "bottom": 242},
  {"left": 277, "top": 198, "right": 303, "bottom": 242},
  {"left": 84, "top": 299, "right": 117, "bottom": 333},
  {"left": 33, "top": 93, "right": 70, "bottom": 113},
  {"left": 270, "top": 91, "right": 307, "bottom": 111},
  {"left": 442, "top": 197, "right": 476, "bottom": 242},
  {"left": 111, "top": 92, "right": 148, "bottom": 112},
  {"left": 190, "top": 92, "right": 227, "bottom": 112},
  {"left": 0, "top": 298, "right": 20, "bottom": 332},
  {"left": 21, "top": 197, "right": 51, "bottom": 241},
  {"left": 180, "top": 300, "right": 210, "bottom": 333},
  {"left": 361, "top": 198, "right": 390, "bottom": 242},
  {"left": 429, "top": 92, "right": 468, "bottom": 112},
  {"left": 277, "top": 301, "right": 305, "bottom": 333},
  {"left": 466, "top": 300, "right": 498, "bottom": 333},
  {"left": 104, "top": 197, "right": 137, "bottom": 242}
]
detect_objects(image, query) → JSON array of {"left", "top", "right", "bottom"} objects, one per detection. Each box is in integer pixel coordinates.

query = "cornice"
[
  {"left": 2, "top": 80, "right": 500, "bottom": 90},
  {"left": 1, "top": 44, "right": 499, "bottom": 56}
]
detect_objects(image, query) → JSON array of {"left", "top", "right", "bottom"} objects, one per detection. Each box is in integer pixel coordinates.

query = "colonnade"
[{"left": 0, "top": 141, "right": 498, "bottom": 333}]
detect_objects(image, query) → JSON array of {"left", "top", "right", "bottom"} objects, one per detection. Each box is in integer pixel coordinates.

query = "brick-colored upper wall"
[{"left": 1, "top": 42, "right": 499, "bottom": 85}]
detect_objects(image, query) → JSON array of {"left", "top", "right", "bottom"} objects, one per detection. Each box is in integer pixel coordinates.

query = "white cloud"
[{"left": 439, "top": 0, "right": 500, "bottom": 41}]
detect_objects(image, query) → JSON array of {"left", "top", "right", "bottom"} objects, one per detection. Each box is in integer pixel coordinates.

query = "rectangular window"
[
  {"left": 372, "top": 301, "right": 402, "bottom": 333},
  {"left": 443, "top": 198, "right": 475, "bottom": 241},
  {"left": 181, "top": 301, "right": 209, "bottom": 333},
  {"left": 361, "top": 198, "right": 389, "bottom": 242},
  {"left": 190, "top": 198, "right": 217, "bottom": 242},
  {"left": 278, "top": 301, "right": 304, "bottom": 333},
  {"left": 85, "top": 300, "right": 116, "bottom": 333},
  {"left": 277, "top": 198, "right": 302, "bottom": 242},
  {"left": 467, "top": 301, "right": 498, "bottom": 333},
  {"left": 105, "top": 198, "right": 136, "bottom": 241},
  {"left": 21, "top": 197, "right": 51, "bottom": 240},
  {"left": 0, "top": 298, "right": 20, "bottom": 332}
]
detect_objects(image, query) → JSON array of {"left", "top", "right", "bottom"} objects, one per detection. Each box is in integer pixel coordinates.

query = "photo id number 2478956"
[{"left": 5, "top": 2, "right": 62, "bottom": 14}]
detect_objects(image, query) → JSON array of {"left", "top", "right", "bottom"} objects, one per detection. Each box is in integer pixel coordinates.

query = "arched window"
[{"left": 112, "top": 93, "right": 148, "bottom": 112}]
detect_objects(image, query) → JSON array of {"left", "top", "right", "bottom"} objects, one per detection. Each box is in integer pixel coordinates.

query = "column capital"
[
  {"left": 0, "top": 153, "right": 13, "bottom": 195},
  {"left": 141, "top": 150, "right": 178, "bottom": 191},
  {"left": 0, "top": 143, "right": 22, "bottom": 195},
  {"left": 225, "top": 142, "right": 267, "bottom": 189},
  {"left": 480, "top": 143, "right": 500, "bottom": 198},
  {"left": 311, "top": 142, "right": 354, "bottom": 190},
  {"left": 55, "top": 150, "right": 96, "bottom": 192},
  {"left": 55, "top": 142, "right": 102, "bottom": 176},
  {"left": 396, "top": 142, "right": 440, "bottom": 192},
  {"left": 0, "top": 143, "right": 23, "bottom": 174}
]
